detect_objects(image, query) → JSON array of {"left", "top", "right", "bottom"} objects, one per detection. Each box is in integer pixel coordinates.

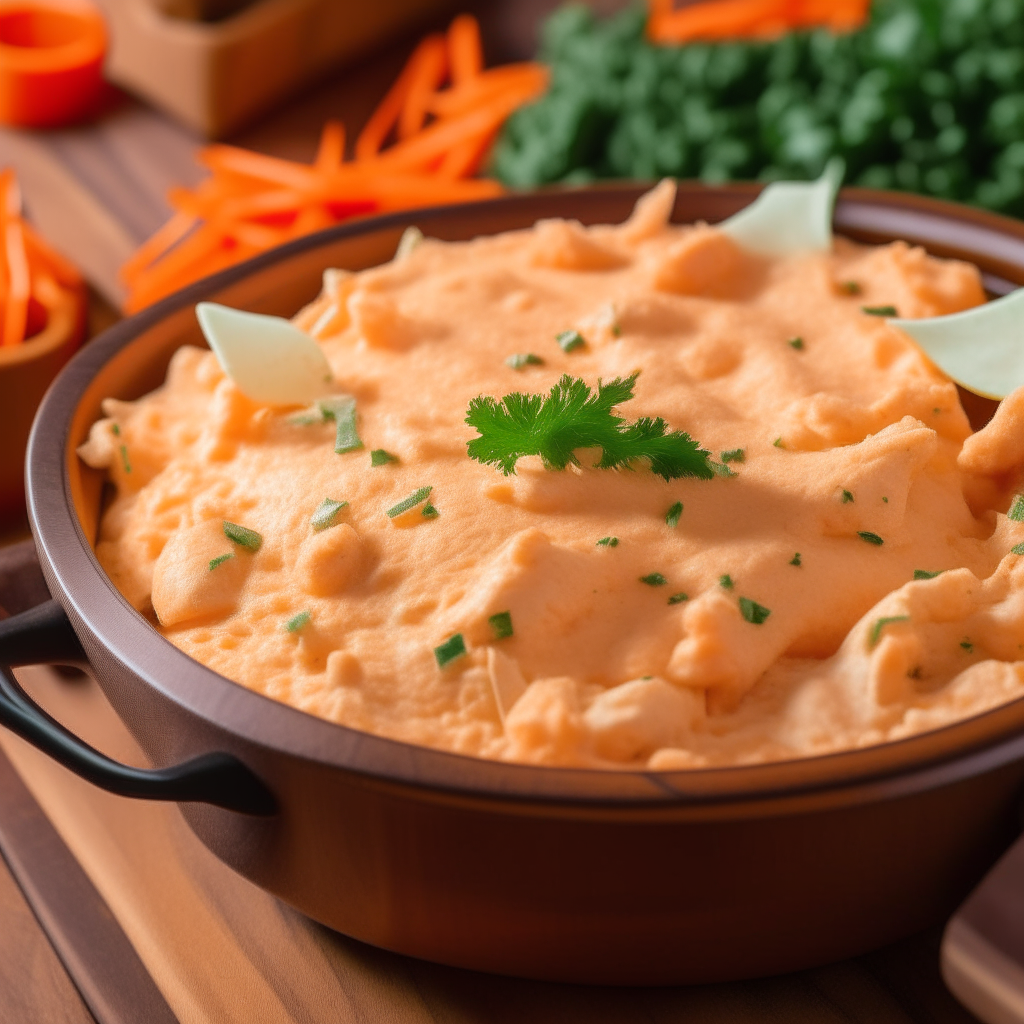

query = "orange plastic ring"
[{"left": 0, "top": 0, "right": 106, "bottom": 128}]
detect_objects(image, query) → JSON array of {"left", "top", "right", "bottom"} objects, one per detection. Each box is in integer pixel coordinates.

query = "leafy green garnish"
[
  {"left": 711, "top": 461, "right": 737, "bottom": 478},
  {"left": 773, "top": 437, "right": 784, "bottom": 448},
  {"left": 1013, "top": 543, "right": 1024, "bottom": 556},
  {"left": 719, "top": 574, "right": 734, "bottom": 590},
  {"left": 434, "top": 633, "right": 467, "bottom": 668},
  {"left": 721, "top": 449, "right": 745, "bottom": 464},
  {"left": 914, "top": 569, "right": 942, "bottom": 580},
  {"left": 506, "top": 353, "right": 544, "bottom": 370},
  {"left": 119, "top": 444, "right": 132, "bottom": 474},
  {"left": 640, "top": 573, "right": 667, "bottom": 586},
  {"left": 421, "top": 503, "right": 439, "bottom": 519},
  {"left": 386, "top": 486, "right": 432, "bottom": 518},
  {"left": 787, "top": 337, "right": 804, "bottom": 350},
  {"left": 597, "top": 536, "right": 618, "bottom": 547},
  {"left": 489, "top": 611, "right": 514, "bottom": 640},
  {"left": 790, "top": 553, "right": 801, "bottom": 567},
  {"left": 1009, "top": 495, "right": 1024, "bottom": 521},
  {"left": 739, "top": 597, "right": 771, "bottom": 625},
  {"left": 668, "top": 592, "right": 688, "bottom": 605},
  {"left": 961, "top": 639, "right": 974, "bottom": 653},
  {"left": 858, "top": 531, "right": 884, "bottom": 545},
  {"left": 370, "top": 449, "right": 398, "bottom": 467},
  {"left": 111, "top": 423, "right": 120, "bottom": 436},
  {"left": 862, "top": 305, "right": 898, "bottom": 317},
  {"left": 665, "top": 501, "right": 683, "bottom": 527},
  {"left": 223, "top": 521, "right": 262, "bottom": 552},
  {"left": 318, "top": 395, "right": 362, "bottom": 454},
  {"left": 869, "top": 615, "right": 909, "bottom": 648},
  {"left": 465, "top": 372, "right": 713, "bottom": 482},
  {"left": 841, "top": 281, "right": 862, "bottom": 295},
  {"left": 556, "top": 329, "right": 585, "bottom": 353},
  {"left": 209, "top": 553, "right": 234, "bottom": 570},
  {"left": 841, "top": 489, "right": 854, "bottom": 503},
  {"left": 285, "top": 610, "right": 311, "bottom": 633},
  {"left": 311, "top": 498, "right": 348, "bottom": 531}
]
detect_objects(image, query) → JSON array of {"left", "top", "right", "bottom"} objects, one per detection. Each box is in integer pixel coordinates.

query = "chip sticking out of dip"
[{"left": 80, "top": 181, "right": 1024, "bottom": 772}]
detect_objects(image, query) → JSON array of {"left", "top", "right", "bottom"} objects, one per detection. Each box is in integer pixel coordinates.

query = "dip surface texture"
[{"left": 80, "top": 189, "right": 1024, "bottom": 769}]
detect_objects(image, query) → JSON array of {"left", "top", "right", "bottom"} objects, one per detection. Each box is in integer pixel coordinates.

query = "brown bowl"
[{"left": 7, "top": 184, "right": 1024, "bottom": 985}]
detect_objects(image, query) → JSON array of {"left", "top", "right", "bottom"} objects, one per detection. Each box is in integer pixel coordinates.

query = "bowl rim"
[{"left": 26, "top": 180, "right": 1024, "bottom": 812}]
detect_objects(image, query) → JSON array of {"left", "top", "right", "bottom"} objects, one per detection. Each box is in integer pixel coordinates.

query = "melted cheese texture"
[{"left": 80, "top": 186, "right": 1024, "bottom": 768}]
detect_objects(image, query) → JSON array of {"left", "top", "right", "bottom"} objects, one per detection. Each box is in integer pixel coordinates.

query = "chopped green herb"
[
  {"left": 110, "top": 423, "right": 120, "bottom": 436},
  {"left": 311, "top": 498, "right": 348, "bottom": 531},
  {"left": 721, "top": 448, "right": 745, "bottom": 464},
  {"left": 386, "top": 486, "right": 432, "bottom": 518},
  {"left": 787, "top": 337, "right": 804, "bottom": 350},
  {"left": 119, "top": 444, "right": 132, "bottom": 474},
  {"left": 611, "top": 322, "right": 622, "bottom": 337},
  {"left": 841, "top": 281, "right": 862, "bottom": 295},
  {"left": 773, "top": 437, "right": 785, "bottom": 448},
  {"left": 882, "top": 496, "right": 889, "bottom": 503},
  {"left": 790, "top": 553, "right": 802, "bottom": 567},
  {"left": 711, "top": 461, "right": 737, "bottom": 478},
  {"left": 961, "top": 639, "right": 974, "bottom": 653},
  {"left": 370, "top": 449, "right": 398, "bottom": 467},
  {"left": 318, "top": 395, "right": 362, "bottom": 454},
  {"left": 223, "top": 521, "right": 263, "bottom": 552},
  {"left": 869, "top": 615, "right": 909, "bottom": 648},
  {"left": 596, "top": 536, "right": 619, "bottom": 547},
  {"left": 719, "top": 574, "right": 734, "bottom": 590},
  {"left": 739, "top": 597, "right": 771, "bottom": 625},
  {"left": 421, "top": 504, "right": 439, "bottom": 519},
  {"left": 862, "top": 305, "right": 898, "bottom": 317},
  {"left": 640, "top": 573, "right": 667, "bottom": 586},
  {"left": 288, "top": 409, "right": 324, "bottom": 426},
  {"left": 841, "top": 489, "right": 854, "bottom": 503},
  {"left": 1013, "top": 543, "right": 1024, "bottom": 556},
  {"left": 1009, "top": 495, "right": 1024, "bottom": 522},
  {"left": 506, "top": 353, "right": 544, "bottom": 370},
  {"left": 858, "top": 531, "right": 884, "bottom": 546},
  {"left": 665, "top": 501, "right": 683, "bottom": 527},
  {"left": 208, "top": 553, "right": 234, "bottom": 571},
  {"left": 488, "top": 611, "right": 514, "bottom": 640},
  {"left": 465, "top": 372, "right": 713, "bottom": 482},
  {"left": 668, "top": 592, "right": 688, "bottom": 605},
  {"left": 434, "top": 633, "right": 467, "bottom": 668},
  {"left": 285, "top": 610, "right": 311, "bottom": 633},
  {"left": 556, "top": 329, "right": 585, "bottom": 353},
  {"left": 914, "top": 569, "right": 942, "bottom": 580}
]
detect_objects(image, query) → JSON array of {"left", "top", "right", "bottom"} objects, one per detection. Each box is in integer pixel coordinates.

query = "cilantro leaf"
[{"left": 465, "top": 372, "right": 713, "bottom": 482}]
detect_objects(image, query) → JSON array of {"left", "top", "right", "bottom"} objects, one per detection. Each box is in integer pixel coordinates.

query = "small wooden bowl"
[{"left": 0, "top": 274, "right": 86, "bottom": 528}]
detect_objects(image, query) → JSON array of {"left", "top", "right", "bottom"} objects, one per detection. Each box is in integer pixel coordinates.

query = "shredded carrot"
[
  {"left": 121, "top": 13, "right": 547, "bottom": 312},
  {"left": 647, "top": 0, "right": 869, "bottom": 42}
]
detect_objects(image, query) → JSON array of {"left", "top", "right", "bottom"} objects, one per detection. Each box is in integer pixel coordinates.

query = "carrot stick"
[
  {"left": 122, "top": 223, "right": 224, "bottom": 313},
  {"left": 447, "top": 14, "right": 483, "bottom": 85},
  {"left": 398, "top": 35, "right": 447, "bottom": 140},
  {"left": 428, "top": 63, "right": 548, "bottom": 119},
  {"left": 315, "top": 121, "right": 345, "bottom": 172},
  {"left": 119, "top": 211, "right": 196, "bottom": 286},
  {"left": 4, "top": 217, "right": 30, "bottom": 347},
  {"left": 199, "top": 145, "right": 318, "bottom": 190},
  {"left": 649, "top": 0, "right": 787, "bottom": 41},
  {"left": 22, "top": 223, "right": 81, "bottom": 289}
]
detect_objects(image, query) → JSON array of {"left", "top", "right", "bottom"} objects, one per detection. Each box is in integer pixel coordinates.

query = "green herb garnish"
[
  {"left": 119, "top": 444, "right": 132, "bottom": 474},
  {"left": 223, "top": 521, "right": 263, "bottom": 552},
  {"left": 961, "top": 639, "right": 974, "bottom": 653},
  {"left": 556, "top": 329, "right": 585, "bottom": 353},
  {"left": 1009, "top": 495, "right": 1024, "bottom": 521},
  {"left": 913, "top": 569, "right": 942, "bottom": 580},
  {"left": 370, "top": 449, "right": 398, "bottom": 467},
  {"left": 790, "top": 553, "right": 802, "bottom": 567},
  {"left": 869, "top": 615, "right": 909, "bottom": 648},
  {"left": 787, "top": 337, "right": 805, "bottom": 350},
  {"left": 285, "top": 610, "right": 311, "bottom": 633},
  {"left": 111, "top": 423, "right": 120, "bottom": 436},
  {"left": 841, "top": 489, "right": 854, "bottom": 503},
  {"left": 668, "top": 592, "right": 688, "bottom": 605},
  {"left": 739, "top": 597, "right": 771, "bottom": 625},
  {"left": 488, "top": 611, "right": 514, "bottom": 640},
  {"left": 773, "top": 437, "right": 784, "bottom": 448},
  {"left": 841, "top": 281, "right": 862, "bottom": 295},
  {"left": 208, "top": 553, "right": 234, "bottom": 570},
  {"left": 882, "top": 496, "right": 889, "bottom": 503},
  {"left": 434, "top": 633, "right": 467, "bottom": 668},
  {"left": 506, "top": 353, "right": 544, "bottom": 370},
  {"left": 311, "top": 498, "right": 348, "bottom": 531},
  {"left": 1013, "top": 543, "right": 1024, "bottom": 556},
  {"left": 386, "top": 486, "right": 432, "bottom": 518},
  {"left": 721, "top": 449, "right": 745, "bottom": 464},
  {"left": 719, "top": 574, "right": 734, "bottom": 590},
  {"left": 597, "top": 536, "right": 619, "bottom": 547},
  {"left": 858, "top": 531, "right": 884, "bottom": 545},
  {"left": 711, "top": 461, "right": 737, "bottom": 478},
  {"left": 318, "top": 395, "right": 362, "bottom": 454},
  {"left": 421, "top": 504, "right": 439, "bottom": 519},
  {"left": 862, "top": 305, "right": 898, "bottom": 317},
  {"left": 640, "top": 573, "right": 667, "bottom": 586},
  {"left": 665, "top": 501, "right": 683, "bottom": 527},
  {"left": 465, "top": 372, "right": 713, "bottom": 481}
]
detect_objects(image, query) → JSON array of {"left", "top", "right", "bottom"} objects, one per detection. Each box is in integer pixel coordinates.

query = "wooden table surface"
[{"left": 0, "top": 2, "right": 990, "bottom": 1020}]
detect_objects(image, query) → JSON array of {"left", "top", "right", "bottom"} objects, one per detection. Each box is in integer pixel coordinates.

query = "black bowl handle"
[{"left": 0, "top": 545, "right": 275, "bottom": 816}]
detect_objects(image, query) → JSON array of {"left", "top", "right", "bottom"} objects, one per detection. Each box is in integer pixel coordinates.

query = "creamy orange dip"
[{"left": 79, "top": 184, "right": 1024, "bottom": 769}]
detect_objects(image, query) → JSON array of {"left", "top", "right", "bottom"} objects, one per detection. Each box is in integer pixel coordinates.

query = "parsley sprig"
[{"left": 465, "top": 372, "right": 712, "bottom": 481}]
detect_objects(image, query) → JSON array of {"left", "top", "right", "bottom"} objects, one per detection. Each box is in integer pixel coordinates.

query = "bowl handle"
[{"left": 0, "top": 545, "right": 276, "bottom": 817}]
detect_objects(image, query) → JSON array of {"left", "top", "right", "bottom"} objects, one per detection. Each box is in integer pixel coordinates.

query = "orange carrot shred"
[
  {"left": 448, "top": 14, "right": 483, "bottom": 85},
  {"left": 398, "top": 35, "right": 448, "bottom": 140},
  {"left": 315, "top": 121, "right": 346, "bottom": 172}
]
